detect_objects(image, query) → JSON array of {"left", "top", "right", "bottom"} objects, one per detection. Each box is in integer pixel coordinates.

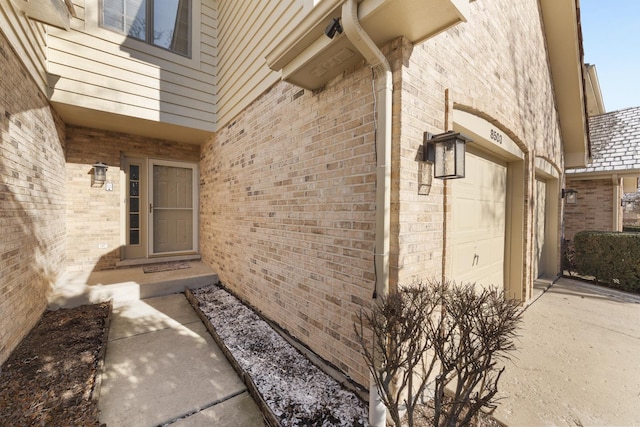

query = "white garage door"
[
  {"left": 449, "top": 152, "right": 507, "bottom": 289},
  {"left": 533, "top": 178, "right": 547, "bottom": 279}
]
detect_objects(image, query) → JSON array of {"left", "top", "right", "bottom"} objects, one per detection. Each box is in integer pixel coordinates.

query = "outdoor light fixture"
[
  {"left": 92, "top": 162, "right": 108, "bottom": 185},
  {"left": 324, "top": 17, "right": 343, "bottom": 39},
  {"left": 423, "top": 131, "right": 471, "bottom": 179},
  {"left": 562, "top": 188, "right": 578, "bottom": 205}
]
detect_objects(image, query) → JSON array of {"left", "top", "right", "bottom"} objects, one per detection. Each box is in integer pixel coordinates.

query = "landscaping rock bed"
[{"left": 188, "top": 283, "right": 369, "bottom": 427}]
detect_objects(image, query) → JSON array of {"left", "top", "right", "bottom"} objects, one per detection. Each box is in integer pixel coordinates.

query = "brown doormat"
[{"left": 142, "top": 262, "right": 191, "bottom": 273}]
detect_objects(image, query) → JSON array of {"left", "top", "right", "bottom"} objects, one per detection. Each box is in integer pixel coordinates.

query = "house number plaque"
[{"left": 490, "top": 128, "right": 503, "bottom": 144}]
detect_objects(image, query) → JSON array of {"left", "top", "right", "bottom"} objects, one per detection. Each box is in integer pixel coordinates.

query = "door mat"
[{"left": 142, "top": 262, "right": 191, "bottom": 274}]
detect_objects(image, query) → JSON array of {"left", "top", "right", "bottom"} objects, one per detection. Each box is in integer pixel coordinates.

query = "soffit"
[
  {"left": 52, "top": 102, "right": 211, "bottom": 145},
  {"left": 10, "top": 0, "right": 75, "bottom": 30},
  {"left": 266, "top": 0, "right": 470, "bottom": 90},
  {"left": 539, "top": 0, "right": 590, "bottom": 168},
  {"left": 584, "top": 64, "right": 605, "bottom": 116}
]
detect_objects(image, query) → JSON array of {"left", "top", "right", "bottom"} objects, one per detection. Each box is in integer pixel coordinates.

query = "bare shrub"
[
  {"left": 355, "top": 283, "right": 440, "bottom": 426},
  {"left": 562, "top": 239, "right": 577, "bottom": 276},
  {"left": 355, "top": 281, "right": 522, "bottom": 427}
]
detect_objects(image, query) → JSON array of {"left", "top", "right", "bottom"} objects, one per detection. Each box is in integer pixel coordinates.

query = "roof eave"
[
  {"left": 266, "top": 0, "right": 470, "bottom": 91},
  {"left": 10, "top": 0, "right": 76, "bottom": 30},
  {"left": 540, "top": 0, "right": 590, "bottom": 168}
]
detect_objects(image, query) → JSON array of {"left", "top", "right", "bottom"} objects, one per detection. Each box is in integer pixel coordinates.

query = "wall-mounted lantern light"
[
  {"left": 92, "top": 162, "right": 108, "bottom": 185},
  {"left": 562, "top": 188, "right": 578, "bottom": 204},
  {"left": 621, "top": 199, "right": 635, "bottom": 209},
  {"left": 423, "top": 131, "right": 471, "bottom": 179}
]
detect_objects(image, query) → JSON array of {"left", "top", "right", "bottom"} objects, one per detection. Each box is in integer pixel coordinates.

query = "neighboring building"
[
  {"left": 622, "top": 187, "right": 640, "bottom": 226},
  {"left": 1, "top": 0, "right": 589, "bottom": 397},
  {"left": 565, "top": 106, "right": 640, "bottom": 240}
]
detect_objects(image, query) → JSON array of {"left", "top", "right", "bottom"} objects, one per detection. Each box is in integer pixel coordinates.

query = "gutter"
[{"left": 341, "top": 1, "right": 391, "bottom": 426}]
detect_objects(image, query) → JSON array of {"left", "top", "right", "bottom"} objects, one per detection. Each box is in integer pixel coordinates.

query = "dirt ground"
[{"left": 0, "top": 302, "right": 111, "bottom": 426}]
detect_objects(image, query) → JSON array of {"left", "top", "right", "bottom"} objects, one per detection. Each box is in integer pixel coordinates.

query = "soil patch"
[{"left": 0, "top": 302, "right": 111, "bottom": 426}]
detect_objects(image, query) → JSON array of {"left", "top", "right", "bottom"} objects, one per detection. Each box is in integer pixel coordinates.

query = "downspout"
[{"left": 341, "top": 1, "right": 391, "bottom": 426}]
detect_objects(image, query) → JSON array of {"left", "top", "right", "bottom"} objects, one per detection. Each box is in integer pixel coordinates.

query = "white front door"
[{"left": 150, "top": 159, "right": 198, "bottom": 255}]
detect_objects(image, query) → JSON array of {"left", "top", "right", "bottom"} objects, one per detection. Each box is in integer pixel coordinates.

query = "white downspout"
[{"left": 342, "top": 1, "right": 391, "bottom": 426}]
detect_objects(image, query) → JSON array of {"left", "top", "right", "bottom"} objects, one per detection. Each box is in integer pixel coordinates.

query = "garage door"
[
  {"left": 449, "top": 152, "right": 507, "bottom": 289},
  {"left": 533, "top": 178, "right": 547, "bottom": 279}
]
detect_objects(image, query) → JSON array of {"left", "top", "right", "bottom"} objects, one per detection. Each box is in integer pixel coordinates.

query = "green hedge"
[
  {"left": 622, "top": 225, "right": 640, "bottom": 233},
  {"left": 574, "top": 231, "right": 640, "bottom": 293}
]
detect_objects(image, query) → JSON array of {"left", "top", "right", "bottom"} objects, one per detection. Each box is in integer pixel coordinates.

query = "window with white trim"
[{"left": 101, "top": 0, "right": 191, "bottom": 57}]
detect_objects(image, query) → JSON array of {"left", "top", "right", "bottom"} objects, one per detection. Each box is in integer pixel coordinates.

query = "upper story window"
[{"left": 101, "top": 0, "right": 191, "bottom": 57}]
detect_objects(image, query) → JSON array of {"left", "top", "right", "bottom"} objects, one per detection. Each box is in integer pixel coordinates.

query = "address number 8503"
[{"left": 490, "top": 129, "right": 503, "bottom": 144}]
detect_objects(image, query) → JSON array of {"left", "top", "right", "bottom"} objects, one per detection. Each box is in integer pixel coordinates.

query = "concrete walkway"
[
  {"left": 98, "top": 293, "right": 265, "bottom": 427},
  {"left": 493, "top": 277, "right": 640, "bottom": 426},
  {"left": 96, "top": 278, "right": 640, "bottom": 426}
]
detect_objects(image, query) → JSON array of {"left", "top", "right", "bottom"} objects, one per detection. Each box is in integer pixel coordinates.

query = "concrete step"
[{"left": 49, "top": 261, "right": 218, "bottom": 309}]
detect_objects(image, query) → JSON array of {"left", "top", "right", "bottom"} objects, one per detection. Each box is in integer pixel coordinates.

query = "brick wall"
[
  {"left": 564, "top": 178, "right": 616, "bottom": 240},
  {"left": 0, "top": 32, "right": 66, "bottom": 366},
  {"left": 200, "top": 0, "right": 566, "bottom": 386},
  {"left": 200, "top": 65, "right": 380, "bottom": 385},
  {"left": 623, "top": 204, "right": 640, "bottom": 226},
  {"left": 65, "top": 126, "right": 201, "bottom": 271},
  {"left": 394, "top": 0, "right": 564, "bottom": 291}
]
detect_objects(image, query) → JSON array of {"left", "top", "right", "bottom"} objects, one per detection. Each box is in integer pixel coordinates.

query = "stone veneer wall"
[
  {"left": 0, "top": 31, "right": 67, "bottom": 366},
  {"left": 65, "top": 126, "right": 201, "bottom": 272},
  {"left": 201, "top": 0, "right": 567, "bottom": 386}
]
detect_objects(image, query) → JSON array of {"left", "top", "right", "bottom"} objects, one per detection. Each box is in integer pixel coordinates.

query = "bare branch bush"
[
  {"left": 355, "top": 281, "right": 522, "bottom": 427},
  {"left": 430, "top": 282, "right": 522, "bottom": 427},
  {"left": 355, "top": 283, "right": 440, "bottom": 426}
]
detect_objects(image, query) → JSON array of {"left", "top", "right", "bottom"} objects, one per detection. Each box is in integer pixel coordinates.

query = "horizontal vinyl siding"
[
  {"left": 216, "top": 0, "right": 305, "bottom": 127},
  {"left": 0, "top": 2, "right": 47, "bottom": 92},
  {"left": 46, "top": 0, "right": 217, "bottom": 133}
]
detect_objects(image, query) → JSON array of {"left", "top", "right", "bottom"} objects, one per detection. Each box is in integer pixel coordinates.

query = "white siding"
[
  {"left": 0, "top": 1, "right": 47, "bottom": 92},
  {"left": 3, "top": 0, "right": 311, "bottom": 134},
  {"left": 216, "top": 0, "right": 306, "bottom": 128},
  {"left": 46, "top": 0, "right": 218, "bottom": 134}
]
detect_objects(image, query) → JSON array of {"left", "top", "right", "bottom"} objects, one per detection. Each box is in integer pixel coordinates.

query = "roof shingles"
[{"left": 568, "top": 106, "right": 640, "bottom": 174}]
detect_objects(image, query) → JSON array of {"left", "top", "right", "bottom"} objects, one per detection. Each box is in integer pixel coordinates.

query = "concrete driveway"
[{"left": 493, "top": 277, "right": 640, "bottom": 426}]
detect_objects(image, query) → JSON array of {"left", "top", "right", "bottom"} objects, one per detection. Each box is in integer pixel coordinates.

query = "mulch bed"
[{"left": 0, "top": 302, "right": 111, "bottom": 426}]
